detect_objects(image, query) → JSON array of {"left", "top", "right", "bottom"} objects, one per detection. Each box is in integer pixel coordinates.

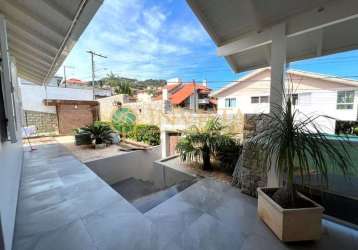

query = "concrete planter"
[
  {"left": 94, "top": 143, "right": 106, "bottom": 149},
  {"left": 257, "top": 187, "right": 324, "bottom": 242}
]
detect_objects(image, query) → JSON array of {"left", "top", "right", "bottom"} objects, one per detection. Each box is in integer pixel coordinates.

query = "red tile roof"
[
  {"left": 65, "top": 78, "right": 87, "bottom": 84},
  {"left": 170, "top": 83, "right": 210, "bottom": 105},
  {"left": 152, "top": 83, "right": 211, "bottom": 105}
]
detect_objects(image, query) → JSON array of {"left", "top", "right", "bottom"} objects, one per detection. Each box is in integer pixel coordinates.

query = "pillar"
[{"left": 267, "top": 22, "right": 287, "bottom": 187}]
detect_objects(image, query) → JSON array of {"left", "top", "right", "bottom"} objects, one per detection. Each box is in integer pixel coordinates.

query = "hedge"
[{"left": 129, "top": 124, "right": 160, "bottom": 146}]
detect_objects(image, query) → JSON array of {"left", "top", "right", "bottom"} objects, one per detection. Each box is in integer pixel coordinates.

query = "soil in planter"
[{"left": 264, "top": 188, "right": 316, "bottom": 209}]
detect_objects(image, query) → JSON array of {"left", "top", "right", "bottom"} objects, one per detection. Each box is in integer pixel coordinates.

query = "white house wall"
[
  {"left": 20, "top": 83, "right": 94, "bottom": 113},
  {"left": 217, "top": 69, "right": 358, "bottom": 134}
]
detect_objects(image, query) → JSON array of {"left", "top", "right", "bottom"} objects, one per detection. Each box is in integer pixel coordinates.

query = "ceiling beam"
[
  {"left": 217, "top": 0, "right": 358, "bottom": 57},
  {"left": 15, "top": 57, "right": 49, "bottom": 73},
  {"left": 8, "top": 31, "right": 57, "bottom": 56},
  {"left": 7, "top": 16, "right": 61, "bottom": 47},
  {"left": 40, "top": 0, "right": 74, "bottom": 21},
  {"left": 16, "top": 61, "right": 48, "bottom": 77},
  {"left": 18, "top": 69, "right": 45, "bottom": 83},
  {"left": 4, "top": 0, "right": 66, "bottom": 39},
  {"left": 8, "top": 37, "right": 55, "bottom": 61},
  {"left": 7, "top": 21, "right": 59, "bottom": 50},
  {"left": 18, "top": 71, "right": 43, "bottom": 83},
  {"left": 10, "top": 48, "right": 52, "bottom": 67}
]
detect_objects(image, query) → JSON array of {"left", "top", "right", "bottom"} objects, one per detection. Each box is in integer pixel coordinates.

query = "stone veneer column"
[{"left": 232, "top": 114, "right": 267, "bottom": 197}]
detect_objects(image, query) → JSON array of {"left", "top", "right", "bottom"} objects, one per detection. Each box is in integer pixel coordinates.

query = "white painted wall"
[
  {"left": 20, "top": 83, "right": 94, "bottom": 113},
  {"left": 0, "top": 59, "right": 23, "bottom": 250},
  {"left": 216, "top": 70, "right": 358, "bottom": 134}
]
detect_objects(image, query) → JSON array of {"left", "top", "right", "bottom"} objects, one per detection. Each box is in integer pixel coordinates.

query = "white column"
[
  {"left": 160, "top": 131, "right": 170, "bottom": 158},
  {"left": 269, "top": 22, "right": 286, "bottom": 113},
  {"left": 268, "top": 22, "right": 287, "bottom": 188}
]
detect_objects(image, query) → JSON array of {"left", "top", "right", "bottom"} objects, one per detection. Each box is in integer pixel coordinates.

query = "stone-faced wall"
[
  {"left": 99, "top": 96, "right": 244, "bottom": 136},
  {"left": 23, "top": 110, "right": 58, "bottom": 135},
  {"left": 232, "top": 114, "right": 267, "bottom": 197}
]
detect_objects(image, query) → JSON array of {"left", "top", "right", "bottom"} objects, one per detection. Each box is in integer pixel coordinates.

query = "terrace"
[
  {"left": 1, "top": 0, "right": 358, "bottom": 250},
  {"left": 14, "top": 143, "right": 358, "bottom": 250}
]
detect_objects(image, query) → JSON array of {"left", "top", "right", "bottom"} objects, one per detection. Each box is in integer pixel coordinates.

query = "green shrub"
[
  {"left": 129, "top": 124, "right": 160, "bottom": 145},
  {"left": 354, "top": 127, "right": 358, "bottom": 135},
  {"left": 214, "top": 138, "right": 242, "bottom": 173},
  {"left": 94, "top": 121, "right": 115, "bottom": 130}
]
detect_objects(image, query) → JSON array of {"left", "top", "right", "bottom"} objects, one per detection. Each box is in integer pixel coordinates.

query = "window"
[
  {"left": 260, "top": 96, "right": 269, "bottom": 103},
  {"left": 251, "top": 97, "right": 259, "bottom": 103},
  {"left": 337, "top": 91, "right": 354, "bottom": 110},
  {"left": 251, "top": 96, "right": 269, "bottom": 104},
  {"left": 225, "top": 98, "right": 236, "bottom": 108},
  {"left": 291, "top": 94, "right": 298, "bottom": 106}
]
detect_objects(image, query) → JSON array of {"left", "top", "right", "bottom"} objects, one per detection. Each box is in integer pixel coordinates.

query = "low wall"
[
  {"left": 86, "top": 146, "right": 162, "bottom": 185},
  {"left": 85, "top": 146, "right": 193, "bottom": 189}
]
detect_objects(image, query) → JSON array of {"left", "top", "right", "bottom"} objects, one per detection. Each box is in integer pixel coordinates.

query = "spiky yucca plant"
[
  {"left": 248, "top": 96, "right": 352, "bottom": 208},
  {"left": 176, "top": 117, "right": 239, "bottom": 171}
]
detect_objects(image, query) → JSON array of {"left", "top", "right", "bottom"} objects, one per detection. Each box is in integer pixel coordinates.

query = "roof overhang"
[
  {"left": 0, "top": 0, "right": 103, "bottom": 84},
  {"left": 44, "top": 99, "right": 98, "bottom": 106},
  {"left": 211, "top": 68, "right": 358, "bottom": 97},
  {"left": 187, "top": 0, "right": 358, "bottom": 73}
]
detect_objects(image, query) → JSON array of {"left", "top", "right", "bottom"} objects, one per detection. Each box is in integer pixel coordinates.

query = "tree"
[
  {"left": 114, "top": 80, "right": 133, "bottom": 95},
  {"left": 248, "top": 95, "right": 353, "bottom": 208},
  {"left": 176, "top": 117, "right": 239, "bottom": 171}
]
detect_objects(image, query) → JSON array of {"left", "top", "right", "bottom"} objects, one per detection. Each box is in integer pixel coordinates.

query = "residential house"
[
  {"left": 212, "top": 68, "right": 358, "bottom": 134},
  {"left": 154, "top": 78, "right": 216, "bottom": 111}
]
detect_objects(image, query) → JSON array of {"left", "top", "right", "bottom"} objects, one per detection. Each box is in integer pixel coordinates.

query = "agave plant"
[
  {"left": 248, "top": 95, "right": 353, "bottom": 208},
  {"left": 176, "top": 117, "right": 239, "bottom": 171},
  {"left": 81, "top": 122, "right": 113, "bottom": 145}
]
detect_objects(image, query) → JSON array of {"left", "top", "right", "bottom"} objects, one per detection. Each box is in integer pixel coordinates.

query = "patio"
[{"left": 13, "top": 143, "right": 358, "bottom": 250}]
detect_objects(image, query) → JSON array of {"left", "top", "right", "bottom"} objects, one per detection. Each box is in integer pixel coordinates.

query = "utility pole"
[
  {"left": 87, "top": 50, "right": 107, "bottom": 100},
  {"left": 62, "top": 65, "right": 74, "bottom": 88},
  {"left": 63, "top": 66, "right": 67, "bottom": 88},
  {"left": 192, "top": 80, "right": 197, "bottom": 113}
]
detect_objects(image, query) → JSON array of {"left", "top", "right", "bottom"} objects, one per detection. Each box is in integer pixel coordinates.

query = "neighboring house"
[
  {"left": 154, "top": 79, "right": 216, "bottom": 111},
  {"left": 212, "top": 68, "right": 358, "bottom": 134},
  {"left": 20, "top": 80, "right": 98, "bottom": 135}
]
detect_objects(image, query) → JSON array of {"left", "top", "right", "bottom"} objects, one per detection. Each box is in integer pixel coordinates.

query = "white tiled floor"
[{"left": 14, "top": 143, "right": 358, "bottom": 250}]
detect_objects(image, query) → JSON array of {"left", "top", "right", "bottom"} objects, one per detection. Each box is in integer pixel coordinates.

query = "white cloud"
[{"left": 60, "top": 0, "right": 212, "bottom": 81}]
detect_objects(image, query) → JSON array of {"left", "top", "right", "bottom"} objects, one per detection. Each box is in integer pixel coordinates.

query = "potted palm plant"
[
  {"left": 249, "top": 96, "right": 352, "bottom": 242},
  {"left": 81, "top": 122, "right": 113, "bottom": 149}
]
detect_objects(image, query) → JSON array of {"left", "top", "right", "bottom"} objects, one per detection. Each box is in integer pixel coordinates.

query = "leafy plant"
[
  {"left": 129, "top": 124, "right": 160, "bottom": 145},
  {"left": 114, "top": 81, "right": 133, "bottom": 96},
  {"left": 176, "top": 117, "right": 239, "bottom": 171},
  {"left": 80, "top": 122, "right": 113, "bottom": 145},
  {"left": 215, "top": 138, "right": 242, "bottom": 172},
  {"left": 248, "top": 96, "right": 352, "bottom": 208},
  {"left": 112, "top": 108, "right": 136, "bottom": 138}
]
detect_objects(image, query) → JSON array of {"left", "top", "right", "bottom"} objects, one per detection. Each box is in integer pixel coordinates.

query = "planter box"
[
  {"left": 95, "top": 143, "right": 106, "bottom": 149},
  {"left": 257, "top": 187, "right": 324, "bottom": 242}
]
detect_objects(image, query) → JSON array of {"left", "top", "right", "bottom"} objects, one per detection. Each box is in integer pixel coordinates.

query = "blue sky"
[{"left": 59, "top": 0, "right": 358, "bottom": 90}]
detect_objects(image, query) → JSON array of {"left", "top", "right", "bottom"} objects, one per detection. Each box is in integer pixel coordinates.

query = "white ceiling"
[
  {"left": 0, "top": 0, "right": 103, "bottom": 84},
  {"left": 187, "top": 0, "right": 358, "bottom": 73}
]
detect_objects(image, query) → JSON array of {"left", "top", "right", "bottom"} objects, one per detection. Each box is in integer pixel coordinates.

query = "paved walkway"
[{"left": 14, "top": 143, "right": 358, "bottom": 250}]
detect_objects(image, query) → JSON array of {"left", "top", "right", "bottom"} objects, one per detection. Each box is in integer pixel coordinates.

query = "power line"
[{"left": 87, "top": 50, "right": 107, "bottom": 100}]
